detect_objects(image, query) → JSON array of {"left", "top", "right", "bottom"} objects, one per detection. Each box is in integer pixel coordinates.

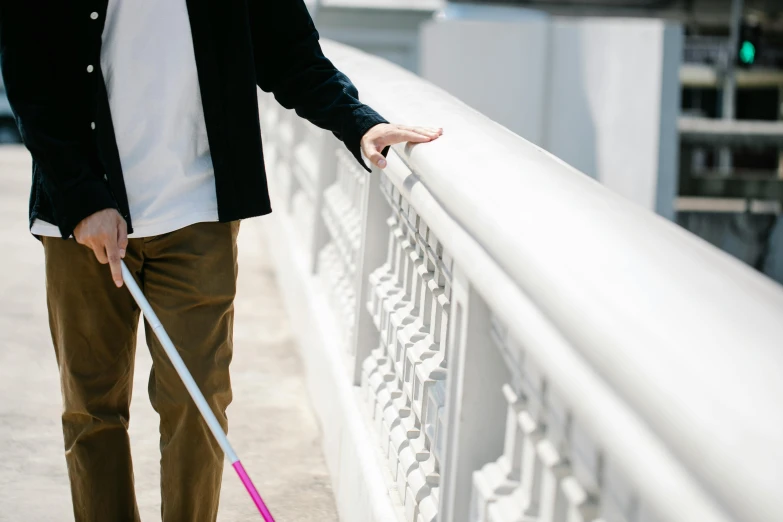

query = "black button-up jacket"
[{"left": 0, "top": 0, "right": 387, "bottom": 238}]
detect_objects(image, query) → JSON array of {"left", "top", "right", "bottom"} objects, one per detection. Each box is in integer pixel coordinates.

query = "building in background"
[
  {"left": 305, "top": 0, "right": 444, "bottom": 72},
  {"left": 677, "top": 3, "right": 783, "bottom": 282}
]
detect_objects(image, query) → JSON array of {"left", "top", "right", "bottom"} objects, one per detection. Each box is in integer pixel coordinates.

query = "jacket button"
[
  {"left": 87, "top": 65, "right": 94, "bottom": 73},
  {"left": 103, "top": 174, "right": 108, "bottom": 181},
  {"left": 90, "top": 122, "right": 96, "bottom": 130},
  {"left": 90, "top": 12, "right": 99, "bottom": 20}
]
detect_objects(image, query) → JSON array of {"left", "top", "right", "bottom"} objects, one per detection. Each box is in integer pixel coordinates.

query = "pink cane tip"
[{"left": 233, "top": 461, "right": 275, "bottom": 522}]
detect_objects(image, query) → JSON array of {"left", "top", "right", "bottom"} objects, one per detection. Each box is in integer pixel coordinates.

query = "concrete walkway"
[{"left": 0, "top": 146, "right": 338, "bottom": 521}]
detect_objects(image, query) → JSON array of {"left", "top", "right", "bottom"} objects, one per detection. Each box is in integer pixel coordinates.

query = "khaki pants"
[{"left": 42, "top": 221, "right": 240, "bottom": 522}]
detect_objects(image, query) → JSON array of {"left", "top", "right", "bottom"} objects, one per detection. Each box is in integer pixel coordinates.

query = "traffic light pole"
[
  {"left": 779, "top": 85, "right": 783, "bottom": 179},
  {"left": 719, "top": 0, "right": 743, "bottom": 174}
]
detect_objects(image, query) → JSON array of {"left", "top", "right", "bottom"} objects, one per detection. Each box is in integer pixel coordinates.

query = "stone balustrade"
[{"left": 256, "top": 40, "right": 783, "bottom": 522}]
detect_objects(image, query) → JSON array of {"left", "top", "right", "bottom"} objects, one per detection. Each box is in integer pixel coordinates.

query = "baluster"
[
  {"left": 363, "top": 218, "right": 404, "bottom": 417},
  {"left": 485, "top": 361, "right": 546, "bottom": 522},
  {"left": 368, "top": 217, "right": 399, "bottom": 325},
  {"left": 362, "top": 213, "right": 399, "bottom": 390},
  {"left": 373, "top": 218, "right": 415, "bottom": 435},
  {"left": 563, "top": 416, "right": 602, "bottom": 522},
  {"left": 387, "top": 233, "right": 433, "bottom": 485},
  {"left": 417, "top": 485, "right": 439, "bottom": 522},
  {"left": 382, "top": 221, "right": 449, "bottom": 521},
  {"left": 371, "top": 187, "right": 404, "bottom": 328},
  {"left": 402, "top": 236, "right": 435, "bottom": 401},
  {"left": 375, "top": 209, "right": 407, "bottom": 340},
  {"left": 380, "top": 202, "right": 414, "bottom": 339},
  {"left": 404, "top": 372, "right": 445, "bottom": 522},
  {"left": 406, "top": 271, "right": 449, "bottom": 521},
  {"left": 397, "top": 366, "right": 444, "bottom": 508},
  {"left": 386, "top": 214, "right": 419, "bottom": 361},
  {"left": 382, "top": 238, "right": 421, "bottom": 440},
  {"left": 519, "top": 361, "right": 548, "bottom": 518},
  {"left": 537, "top": 393, "right": 571, "bottom": 522},
  {"left": 471, "top": 384, "right": 525, "bottom": 521},
  {"left": 485, "top": 406, "right": 543, "bottom": 522},
  {"left": 367, "top": 206, "right": 406, "bottom": 415},
  {"left": 561, "top": 476, "right": 599, "bottom": 522}
]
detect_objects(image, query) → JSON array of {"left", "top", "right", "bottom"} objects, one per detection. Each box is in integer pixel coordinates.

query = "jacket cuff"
[
  {"left": 343, "top": 106, "right": 389, "bottom": 172},
  {"left": 52, "top": 177, "right": 118, "bottom": 239}
]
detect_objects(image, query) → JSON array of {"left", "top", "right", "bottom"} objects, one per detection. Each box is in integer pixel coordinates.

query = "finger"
[
  {"left": 397, "top": 125, "right": 442, "bottom": 138},
  {"left": 117, "top": 218, "right": 128, "bottom": 258},
  {"left": 368, "top": 149, "right": 387, "bottom": 169},
  {"left": 408, "top": 130, "right": 440, "bottom": 141},
  {"left": 399, "top": 125, "right": 442, "bottom": 138},
  {"left": 361, "top": 139, "right": 387, "bottom": 169},
  {"left": 390, "top": 129, "right": 433, "bottom": 144},
  {"left": 395, "top": 127, "right": 437, "bottom": 140},
  {"left": 105, "top": 240, "right": 124, "bottom": 288},
  {"left": 92, "top": 241, "right": 109, "bottom": 265}
]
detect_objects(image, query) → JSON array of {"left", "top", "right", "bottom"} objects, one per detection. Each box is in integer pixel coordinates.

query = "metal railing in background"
[
  {"left": 683, "top": 35, "right": 732, "bottom": 65},
  {"left": 258, "top": 40, "right": 783, "bottom": 522},
  {"left": 684, "top": 34, "right": 783, "bottom": 68}
]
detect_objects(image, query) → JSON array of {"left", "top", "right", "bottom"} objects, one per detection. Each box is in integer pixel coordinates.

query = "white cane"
[{"left": 120, "top": 261, "right": 274, "bottom": 521}]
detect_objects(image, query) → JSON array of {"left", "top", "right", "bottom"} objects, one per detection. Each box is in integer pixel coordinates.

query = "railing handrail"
[{"left": 321, "top": 39, "right": 783, "bottom": 522}]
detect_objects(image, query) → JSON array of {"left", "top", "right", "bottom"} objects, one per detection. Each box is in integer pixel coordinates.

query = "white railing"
[{"left": 257, "top": 40, "right": 783, "bottom": 522}]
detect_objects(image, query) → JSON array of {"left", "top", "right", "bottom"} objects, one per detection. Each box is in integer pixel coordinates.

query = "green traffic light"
[{"left": 739, "top": 40, "right": 756, "bottom": 64}]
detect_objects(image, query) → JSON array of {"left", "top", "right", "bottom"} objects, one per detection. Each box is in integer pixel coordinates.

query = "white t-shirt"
[{"left": 32, "top": 0, "right": 218, "bottom": 238}]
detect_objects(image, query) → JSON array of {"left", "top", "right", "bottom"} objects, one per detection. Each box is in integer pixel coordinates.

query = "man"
[{"left": 0, "top": 1, "right": 441, "bottom": 521}]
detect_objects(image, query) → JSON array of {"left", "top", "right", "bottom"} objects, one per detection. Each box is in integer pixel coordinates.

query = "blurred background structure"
[
  {"left": 2, "top": 2, "right": 782, "bottom": 522},
  {"left": 301, "top": 0, "right": 783, "bottom": 283}
]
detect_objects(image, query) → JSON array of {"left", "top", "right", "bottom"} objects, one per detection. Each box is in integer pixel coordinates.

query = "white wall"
[
  {"left": 420, "top": 10, "right": 550, "bottom": 143},
  {"left": 421, "top": 9, "right": 683, "bottom": 218},
  {"left": 313, "top": 7, "right": 440, "bottom": 73}
]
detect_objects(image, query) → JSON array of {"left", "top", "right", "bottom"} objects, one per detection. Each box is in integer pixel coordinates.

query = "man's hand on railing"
[{"left": 361, "top": 124, "right": 442, "bottom": 169}]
